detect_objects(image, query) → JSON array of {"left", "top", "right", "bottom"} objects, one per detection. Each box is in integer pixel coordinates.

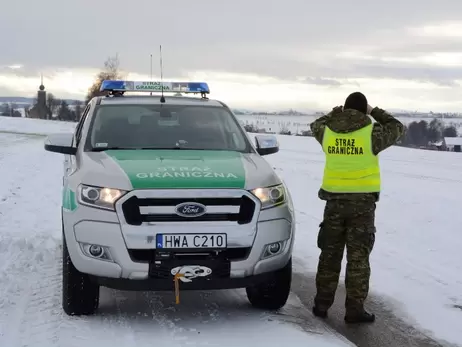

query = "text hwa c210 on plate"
[{"left": 44, "top": 79, "right": 296, "bottom": 316}]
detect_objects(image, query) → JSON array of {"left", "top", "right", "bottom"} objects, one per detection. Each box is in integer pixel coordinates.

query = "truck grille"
[{"left": 121, "top": 196, "right": 256, "bottom": 226}]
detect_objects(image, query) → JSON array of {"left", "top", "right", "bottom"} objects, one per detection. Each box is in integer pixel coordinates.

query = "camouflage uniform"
[{"left": 310, "top": 106, "right": 404, "bottom": 318}]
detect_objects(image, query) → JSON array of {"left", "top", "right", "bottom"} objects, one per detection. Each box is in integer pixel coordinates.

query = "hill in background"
[{"left": 0, "top": 96, "right": 83, "bottom": 105}]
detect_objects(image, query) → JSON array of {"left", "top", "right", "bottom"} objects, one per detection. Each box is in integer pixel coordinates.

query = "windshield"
[{"left": 85, "top": 104, "right": 251, "bottom": 152}]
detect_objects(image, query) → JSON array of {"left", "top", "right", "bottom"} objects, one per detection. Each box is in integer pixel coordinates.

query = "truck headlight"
[
  {"left": 251, "top": 184, "right": 286, "bottom": 209},
  {"left": 77, "top": 184, "right": 126, "bottom": 210}
]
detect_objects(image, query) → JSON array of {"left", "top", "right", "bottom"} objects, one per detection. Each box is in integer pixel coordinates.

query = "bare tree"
[
  {"left": 0, "top": 103, "right": 10, "bottom": 116},
  {"left": 57, "top": 100, "right": 72, "bottom": 121},
  {"left": 46, "top": 93, "right": 61, "bottom": 119},
  {"left": 85, "top": 55, "right": 125, "bottom": 104}
]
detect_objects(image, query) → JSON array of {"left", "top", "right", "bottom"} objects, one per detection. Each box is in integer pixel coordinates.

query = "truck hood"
[{"left": 80, "top": 149, "right": 281, "bottom": 190}]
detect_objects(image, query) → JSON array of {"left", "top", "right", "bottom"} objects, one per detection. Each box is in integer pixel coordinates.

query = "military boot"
[
  {"left": 312, "top": 306, "right": 328, "bottom": 319},
  {"left": 344, "top": 310, "right": 375, "bottom": 324}
]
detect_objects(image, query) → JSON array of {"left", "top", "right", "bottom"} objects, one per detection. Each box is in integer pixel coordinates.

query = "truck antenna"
[
  {"left": 150, "top": 53, "right": 153, "bottom": 96},
  {"left": 159, "top": 45, "right": 165, "bottom": 103}
]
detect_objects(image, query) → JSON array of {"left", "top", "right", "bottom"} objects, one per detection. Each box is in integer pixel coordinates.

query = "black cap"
[{"left": 344, "top": 92, "right": 367, "bottom": 114}]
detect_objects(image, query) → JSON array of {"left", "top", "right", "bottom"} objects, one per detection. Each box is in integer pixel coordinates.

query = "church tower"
[
  {"left": 37, "top": 74, "right": 48, "bottom": 119},
  {"left": 27, "top": 74, "right": 49, "bottom": 119}
]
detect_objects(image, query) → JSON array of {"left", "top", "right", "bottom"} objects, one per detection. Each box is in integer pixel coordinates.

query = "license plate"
[{"left": 156, "top": 234, "right": 227, "bottom": 249}]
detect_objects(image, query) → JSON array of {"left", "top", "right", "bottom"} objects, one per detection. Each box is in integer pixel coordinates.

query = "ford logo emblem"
[{"left": 174, "top": 202, "right": 207, "bottom": 218}]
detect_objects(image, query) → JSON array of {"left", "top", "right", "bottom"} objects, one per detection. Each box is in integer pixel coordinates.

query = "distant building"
[
  {"left": 443, "top": 137, "right": 462, "bottom": 152},
  {"left": 27, "top": 75, "right": 48, "bottom": 119},
  {"left": 428, "top": 141, "right": 444, "bottom": 151}
]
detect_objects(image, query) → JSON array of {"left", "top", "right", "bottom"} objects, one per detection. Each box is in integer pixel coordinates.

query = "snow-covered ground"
[
  {"left": 0, "top": 116, "right": 461, "bottom": 346},
  {"left": 0, "top": 116, "right": 75, "bottom": 135},
  {"left": 267, "top": 134, "right": 462, "bottom": 346},
  {"left": 0, "top": 117, "right": 352, "bottom": 347}
]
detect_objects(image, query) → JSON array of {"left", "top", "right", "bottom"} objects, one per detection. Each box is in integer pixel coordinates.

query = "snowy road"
[
  {"left": 0, "top": 133, "right": 351, "bottom": 347},
  {"left": 292, "top": 272, "right": 458, "bottom": 347},
  {"left": 0, "top": 124, "right": 461, "bottom": 347}
]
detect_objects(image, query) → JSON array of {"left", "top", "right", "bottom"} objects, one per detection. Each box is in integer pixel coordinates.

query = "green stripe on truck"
[{"left": 105, "top": 149, "right": 246, "bottom": 189}]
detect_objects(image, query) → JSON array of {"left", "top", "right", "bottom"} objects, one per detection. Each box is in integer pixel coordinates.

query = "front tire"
[
  {"left": 62, "top": 234, "right": 100, "bottom": 316},
  {"left": 246, "top": 258, "right": 292, "bottom": 310}
]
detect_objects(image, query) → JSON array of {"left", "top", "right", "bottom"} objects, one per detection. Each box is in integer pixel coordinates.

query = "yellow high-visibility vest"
[{"left": 321, "top": 124, "right": 380, "bottom": 193}]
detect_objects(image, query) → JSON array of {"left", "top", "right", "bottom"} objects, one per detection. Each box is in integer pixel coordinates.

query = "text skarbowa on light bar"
[{"left": 100, "top": 80, "right": 210, "bottom": 94}]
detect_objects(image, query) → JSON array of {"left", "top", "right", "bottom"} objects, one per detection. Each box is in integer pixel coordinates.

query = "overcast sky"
[{"left": 1, "top": 0, "right": 462, "bottom": 111}]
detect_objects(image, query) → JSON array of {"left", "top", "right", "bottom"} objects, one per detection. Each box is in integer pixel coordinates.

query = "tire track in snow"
[
  {"left": 98, "top": 288, "right": 234, "bottom": 345},
  {"left": 0, "top": 243, "right": 65, "bottom": 346},
  {"left": 94, "top": 287, "right": 337, "bottom": 347},
  {"left": 0, "top": 133, "right": 71, "bottom": 346},
  {"left": 18, "top": 261, "right": 63, "bottom": 346},
  {"left": 0, "top": 134, "right": 41, "bottom": 204}
]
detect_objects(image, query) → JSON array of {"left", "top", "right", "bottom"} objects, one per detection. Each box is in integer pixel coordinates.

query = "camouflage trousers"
[{"left": 314, "top": 199, "right": 376, "bottom": 313}]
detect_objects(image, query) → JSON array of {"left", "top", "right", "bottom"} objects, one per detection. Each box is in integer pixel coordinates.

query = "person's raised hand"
[{"left": 367, "top": 104, "right": 373, "bottom": 115}]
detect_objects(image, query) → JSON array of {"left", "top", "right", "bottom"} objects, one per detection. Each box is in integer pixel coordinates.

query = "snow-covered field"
[
  {"left": 236, "top": 114, "right": 462, "bottom": 134},
  {"left": 0, "top": 116, "right": 75, "bottom": 136},
  {"left": 0, "top": 116, "right": 461, "bottom": 346},
  {"left": 271, "top": 134, "right": 462, "bottom": 345}
]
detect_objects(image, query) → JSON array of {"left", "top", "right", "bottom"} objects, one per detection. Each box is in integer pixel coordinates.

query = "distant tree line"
[
  {"left": 39, "top": 93, "right": 84, "bottom": 122},
  {"left": 399, "top": 118, "right": 458, "bottom": 148},
  {"left": 242, "top": 122, "right": 312, "bottom": 136},
  {"left": 0, "top": 94, "right": 84, "bottom": 122},
  {"left": 242, "top": 117, "right": 460, "bottom": 149},
  {"left": 0, "top": 103, "right": 22, "bottom": 117}
]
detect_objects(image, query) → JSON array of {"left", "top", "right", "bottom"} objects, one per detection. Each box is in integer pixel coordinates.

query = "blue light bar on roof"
[{"left": 100, "top": 80, "right": 210, "bottom": 94}]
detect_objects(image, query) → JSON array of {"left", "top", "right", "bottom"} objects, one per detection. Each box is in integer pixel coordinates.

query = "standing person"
[{"left": 309, "top": 92, "right": 404, "bottom": 323}]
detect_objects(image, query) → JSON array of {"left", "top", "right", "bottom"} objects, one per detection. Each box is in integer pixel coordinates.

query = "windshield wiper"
[
  {"left": 90, "top": 147, "right": 133, "bottom": 152},
  {"left": 140, "top": 147, "right": 193, "bottom": 150},
  {"left": 92, "top": 146, "right": 209, "bottom": 151}
]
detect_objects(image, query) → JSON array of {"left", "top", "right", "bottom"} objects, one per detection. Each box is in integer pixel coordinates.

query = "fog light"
[
  {"left": 89, "top": 245, "right": 104, "bottom": 257},
  {"left": 268, "top": 242, "right": 281, "bottom": 254},
  {"left": 262, "top": 241, "right": 285, "bottom": 259},
  {"left": 80, "top": 243, "right": 113, "bottom": 261}
]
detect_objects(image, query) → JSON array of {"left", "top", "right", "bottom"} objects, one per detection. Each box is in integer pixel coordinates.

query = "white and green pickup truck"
[{"left": 44, "top": 80, "right": 296, "bottom": 316}]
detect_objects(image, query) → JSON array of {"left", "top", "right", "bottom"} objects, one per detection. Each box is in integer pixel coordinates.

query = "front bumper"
[
  {"left": 63, "top": 188, "right": 295, "bottom": 287},
  {"left": 90, "top": 270, "right": 279, "bottom": 291}
]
